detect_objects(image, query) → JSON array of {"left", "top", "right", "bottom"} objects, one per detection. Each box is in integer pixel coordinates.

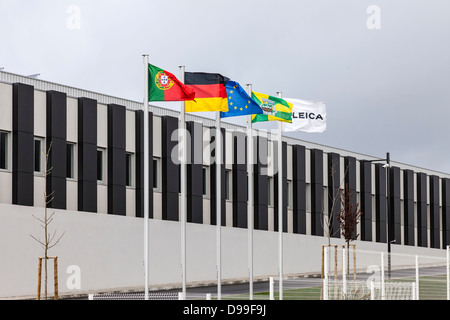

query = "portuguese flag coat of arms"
[{"left": 148, "top": 64, "right": 195, "bottom": 101}]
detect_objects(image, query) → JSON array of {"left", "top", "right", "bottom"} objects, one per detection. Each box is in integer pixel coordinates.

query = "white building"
[{"left": 0, "top": 70, "right": 448, "bottom": 299}]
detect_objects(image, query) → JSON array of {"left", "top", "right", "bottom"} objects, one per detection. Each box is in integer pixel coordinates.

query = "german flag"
[{"left": 184, "top": 72, "right": 229, "bottom": 112}]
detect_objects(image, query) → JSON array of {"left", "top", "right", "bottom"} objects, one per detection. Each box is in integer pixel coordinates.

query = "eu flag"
[{"left": 220, "top": 81, "right": 263, "bottom": 118}]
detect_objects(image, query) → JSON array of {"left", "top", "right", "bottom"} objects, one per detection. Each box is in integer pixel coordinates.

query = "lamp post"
[
  {"left": 385, "top": 153, "right": 394, "bottom": 280},
  {"left": 362, "top": 152, "right": 393, "bottom": 277}
]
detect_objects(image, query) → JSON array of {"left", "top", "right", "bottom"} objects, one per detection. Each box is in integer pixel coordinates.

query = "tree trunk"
[
  {"left": 346, "top": 242, "right": 350, "bottom": 276},
  {"left": 44, "top": 257, "right": 48, "bottom": 300},
  {"left": 44, "top": 205, "right": 48, "bottom": 300}
]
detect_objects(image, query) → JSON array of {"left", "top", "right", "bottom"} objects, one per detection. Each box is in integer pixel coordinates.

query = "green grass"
[
  {"left": 395, "top": 274, "right": 447, "bottom": 300},
  {"left": 254, "top": 286, "right": 322, "bottom": 300},
  {"left": 218, "top": 275, "right": 448, "bottom": 300},
  {"left": 216, "top": 286, "right": 323, "bottom": 300}
]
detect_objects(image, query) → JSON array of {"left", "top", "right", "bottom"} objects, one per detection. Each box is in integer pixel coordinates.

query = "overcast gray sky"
[{"left": 1, "top": 0, "right": 450, "bottom": 173}]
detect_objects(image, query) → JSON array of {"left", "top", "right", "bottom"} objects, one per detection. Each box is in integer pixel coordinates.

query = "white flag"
[{"left": 283, "top": 98, "right": 326, "bottom": 133}]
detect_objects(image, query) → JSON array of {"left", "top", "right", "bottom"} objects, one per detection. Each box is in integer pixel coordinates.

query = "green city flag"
[{"left": 251, "top": 92, "right": 293, "bottom": 123}]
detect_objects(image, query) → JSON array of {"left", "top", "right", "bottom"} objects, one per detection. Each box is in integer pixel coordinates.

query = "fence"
[
  {"left": 87, "top": 246, "right": 450, "bottom": 301},
  {"left": 319, "top": 245, "right": 448, "bottom": 300},
  {"left": 88, "top": 292, "right": 181, "bottom": 300}
]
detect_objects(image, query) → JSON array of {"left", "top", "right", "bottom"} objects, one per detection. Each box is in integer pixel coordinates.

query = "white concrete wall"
[
  {"left": 67, "top": 180, "right": 77, "bottom": 211},
  {"left": 97, "top": 103, "right": 107, "bottom": 149},
  {"left": 0, "top": 172, "right": 12, "bottom": 204},
  {"left": 33, "top": 176, "right": 46, "bottom": 208},
  {"left": 0, "top": 202, "right": 446, "bottom": 299},
  {"left": 152, "top": 116, "right": 162, "bottom": 220},
  {"left": 66, "top": 97, "right": 79, "bottom": 213},
  {"left": 0, "top": 84, "right": 12, "bottom": 203},
  {"left": 126, "top": 188, "right": 135, "bottom": 218},
  {"left": 34, "top": 90, "right": 46, "bottom": 138},
  {"left": 125, "top": 110, "right": 135, "bottom": 153},
  {"left": 0, "top": 83, "right": 12, "bottom": 131},
  {"left": 97, "top": 185, "right": 107, "bottom": 214},
  {"left": 66, "top": 97, "right": 78, "bottom": 143}
]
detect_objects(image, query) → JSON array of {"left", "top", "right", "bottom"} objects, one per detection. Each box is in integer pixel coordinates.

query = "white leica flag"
[{"left": 283, "top": 98, "right": 326, "bottom": 133}]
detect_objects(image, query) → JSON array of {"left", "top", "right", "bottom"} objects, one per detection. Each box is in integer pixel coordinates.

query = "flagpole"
[
  {"left": 276, "top": 91, "right": 283, "bottom": 300},
  {"left": 143, "top": 54, "right": 150, "bottom": 300},
  {"left": 179, "top": 66, "right": 187, "bottom": 299},
  {"left": 246, "top": 84, "right": 254, "bottom": 300},
  {"left": 216, "top": 111, "right": 222, "bottom": 300}
]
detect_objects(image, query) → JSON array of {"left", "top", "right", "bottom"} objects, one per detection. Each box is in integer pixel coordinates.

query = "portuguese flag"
[
  {"left": 251, "top": 92, "right": 293, "bottom": 123},
  {"left": 148, "top": 64, "right": 195, "bottom": 101},
  {"left": 184, "top": 72, "right": 229, "bottom": 112}
]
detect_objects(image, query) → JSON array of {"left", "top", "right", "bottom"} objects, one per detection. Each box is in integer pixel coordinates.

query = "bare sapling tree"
[
  {"left": 337, "top": 182, "right": 362, "bottom": 276},
  {"left": 322, "top": 161, "right": 349, "bottom": 245},
  {"left": 29, "top": 141, "right": 65, "bottom": 300},
  {"left": 320, "top": 161, "right": 348, "bottom": 299}
]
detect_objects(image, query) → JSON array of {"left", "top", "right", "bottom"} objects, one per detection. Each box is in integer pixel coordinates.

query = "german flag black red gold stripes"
[
  {"left": 185, "top": 72, "right": 229, "bottom": 86},
  {"left": 186, "top": 84, "right": 226, "bottom": 99},
  {"left": 184, "top": 72, "right": 229, "bottom": 112}
]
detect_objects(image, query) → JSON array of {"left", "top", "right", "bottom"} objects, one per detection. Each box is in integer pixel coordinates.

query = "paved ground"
[{"left": 66, "top": 264, "right": 448, "bottom": 300}]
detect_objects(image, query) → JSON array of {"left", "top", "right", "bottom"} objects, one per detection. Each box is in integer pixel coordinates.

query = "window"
[
  {"left": 66, "top": 143, "right": 75, "bottom": 179},
  {"left": 97, "top": 148, "right": 105, "bottom": 182},
  {"left": 34, "top": 137, "right": 45, "bottom": 173},
  {"left": 0, "top": 131, "right": 8, "bottom": 170},
  {"left": 126, "top": 153, "right": 133, "bottom": 187}
]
